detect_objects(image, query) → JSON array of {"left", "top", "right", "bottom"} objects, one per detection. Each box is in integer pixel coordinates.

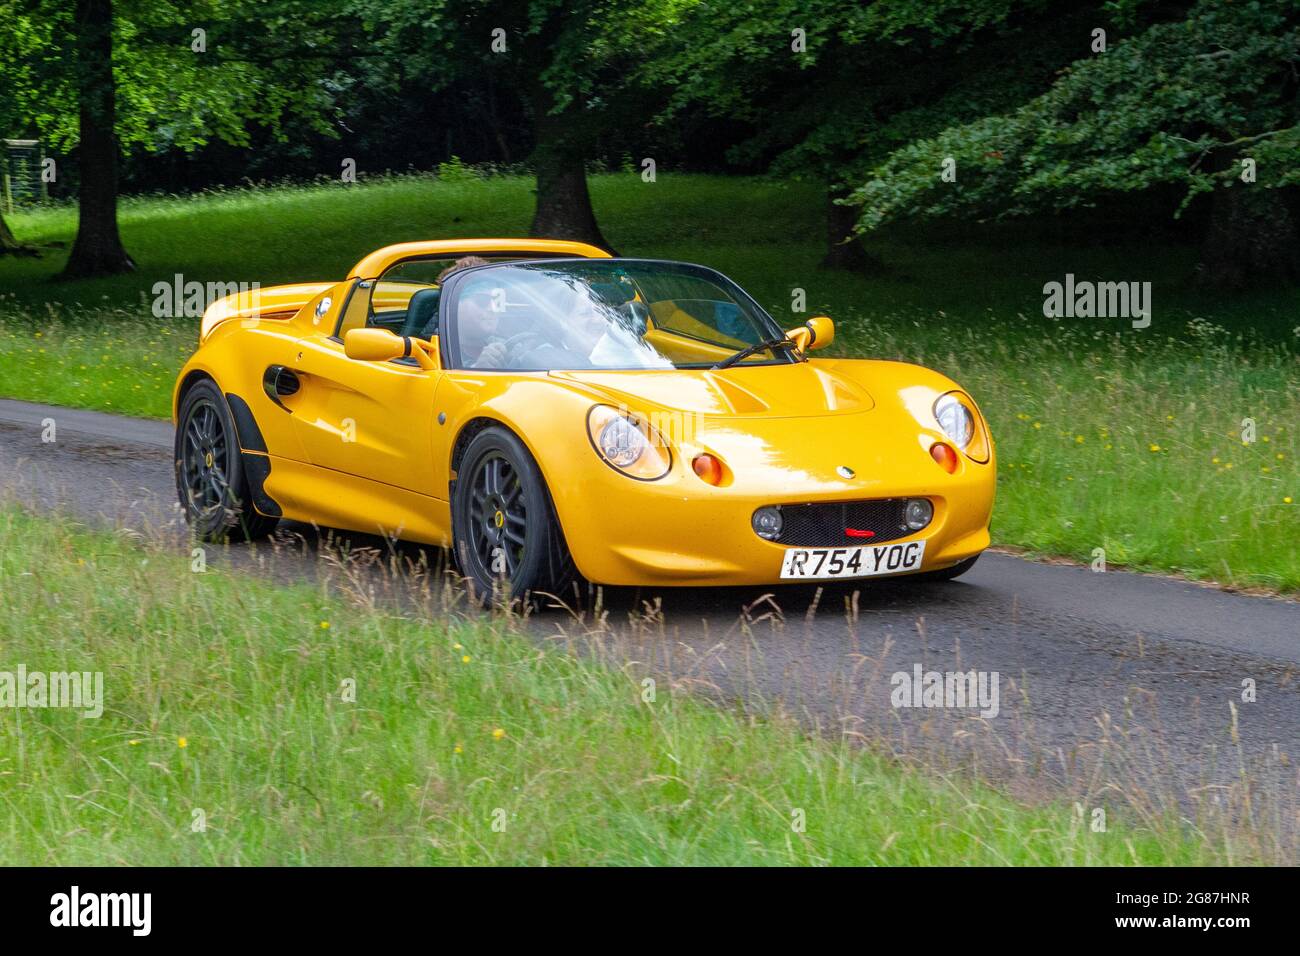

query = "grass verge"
[{"left": 0, "top": 507, "right": 1237, "bottom": 865}]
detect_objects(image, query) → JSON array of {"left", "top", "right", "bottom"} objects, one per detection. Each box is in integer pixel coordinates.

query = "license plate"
[{"left": 779, "top": 540, "right": 926, "bottom": 580}]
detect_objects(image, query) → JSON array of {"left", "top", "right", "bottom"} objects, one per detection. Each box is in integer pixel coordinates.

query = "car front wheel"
[{"left": 451, "top": 426, "right": 576, "bottom": 604}]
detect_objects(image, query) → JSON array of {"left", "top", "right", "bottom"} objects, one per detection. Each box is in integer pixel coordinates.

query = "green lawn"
[
  {"left": 0, "top": 507, "right": 1249, "bottom": 865},
  {"left": 0, "top": 173, "right": 1296, "bottom": 591}
]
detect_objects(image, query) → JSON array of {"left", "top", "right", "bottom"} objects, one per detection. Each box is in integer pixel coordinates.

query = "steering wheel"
[
  {"left": 480, "top": 331, "right": 552, "bottom": 368},
  {"left": 501, "top": 331, "right": 545, "bottom": 351}
]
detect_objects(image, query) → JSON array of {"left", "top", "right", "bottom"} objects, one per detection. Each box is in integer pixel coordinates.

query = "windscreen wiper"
[{"left": 712, "top": 337, "right": 799, "bottom": 370}]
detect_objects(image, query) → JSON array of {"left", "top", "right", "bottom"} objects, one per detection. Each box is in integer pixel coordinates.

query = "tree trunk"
[
  {"left": 60, "top": 0, "right": 135, "bottom": 279},
  {"left": 527, "top": 85, "right": 614, "bottom": 253},
  {"left": 1195, "top": 185, "right": 1299, "bottom": 289},
  {"left": 0, "top": 211, "right": 38, "bottom": 257},
  {"left": 820, "top": 185, "right": 879, "bottom": 272}
]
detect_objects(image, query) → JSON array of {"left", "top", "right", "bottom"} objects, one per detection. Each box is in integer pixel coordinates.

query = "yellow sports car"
[{"left": 173, "top": 239, "right": 995, "bottom": 599}]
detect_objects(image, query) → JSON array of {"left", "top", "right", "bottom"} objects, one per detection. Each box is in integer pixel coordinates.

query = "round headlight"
[
  {"left": 934, "top": 393, "right": 974, "bottom": 449},
  {"left": 587, "top": 405, "right": 672, "bottom": 480},
  {"left": 904, "top": 498, "right": 933, "bottom": 531},
  {"left": 598, "top": 415, "right": 645, "bottom": 468},
  {"left": 752, "top": 506, "right": 783, "bottom": 540}
]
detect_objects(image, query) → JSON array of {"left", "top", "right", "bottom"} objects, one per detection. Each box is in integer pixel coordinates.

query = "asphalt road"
[{"left": 2, "top": 397, "right": 1297, "bottom": 837}]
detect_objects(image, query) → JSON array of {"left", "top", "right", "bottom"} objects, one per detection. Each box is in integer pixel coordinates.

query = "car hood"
[{"left": 549, "top": 361, "right": 875, "bottom": 419}]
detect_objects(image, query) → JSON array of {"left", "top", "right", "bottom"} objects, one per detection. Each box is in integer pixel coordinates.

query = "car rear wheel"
[
  {"left": 451, "top": 426, "right": 576, "bottom": 605},
  {"left": 175, "top": 380, "right": 279, "bottom": 543}
]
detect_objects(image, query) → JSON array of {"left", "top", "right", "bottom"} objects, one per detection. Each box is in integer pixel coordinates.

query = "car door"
[{"left": 285, "top": 281, "right": 442, "bottom": 497}]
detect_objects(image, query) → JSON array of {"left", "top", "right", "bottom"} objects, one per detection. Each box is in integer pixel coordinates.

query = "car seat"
[{"left": 400, "top": 288, "right": 441, "bottom": 339}]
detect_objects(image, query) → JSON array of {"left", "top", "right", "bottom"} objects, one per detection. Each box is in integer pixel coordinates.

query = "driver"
[
  {"left": 458, "top": 288, "right": 509, "bottom": 368},
  {"left": 442, "top": 257, "right": 511, "bottom": 368}
]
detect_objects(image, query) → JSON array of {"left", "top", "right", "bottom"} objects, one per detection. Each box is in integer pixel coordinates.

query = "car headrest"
[{"left": 401, "top": 288, "right": 441, "bottom": 339}]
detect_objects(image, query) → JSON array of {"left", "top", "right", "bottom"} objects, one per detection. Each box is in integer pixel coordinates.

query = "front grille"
[{"left": 763, "top": 498, "right": 921, "bottom": 547}]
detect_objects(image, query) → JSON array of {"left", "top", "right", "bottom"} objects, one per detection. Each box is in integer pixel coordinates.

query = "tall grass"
[
  {"left": 0, "top": 508, "right": 1255, "bottom": 865},
  {"left": 839, "top": 320, "right": 1299, "bottom": 591},
  {"left": 0, "top": 297, "right": 191, "bottom": 416}
]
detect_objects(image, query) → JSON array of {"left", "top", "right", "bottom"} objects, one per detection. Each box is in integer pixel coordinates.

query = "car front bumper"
[{"left": 547, "top": 412, "right": 996, "bottom": 587}]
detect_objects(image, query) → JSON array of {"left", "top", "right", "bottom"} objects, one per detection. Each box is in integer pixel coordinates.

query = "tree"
[
  {"left": 848, "top": 0, "right": 1300, "bottom": 287},
  {"left": 62, "top": 0, "right": 134, "bottom": 277},
  {"left": 645, "top": 0, "right": 1090, "bottom": 270},
  {"left": 0, "top": 4, "right": 45, "bottom": 257},
  {"left": 0, "top": 0, "right": 343, "bottom": 277},
  {"left": 351, "top": 0, "right": 676, "bottom": 251},
  {"left": 0, "top": 214, "right": 34, "bottom": 256}
]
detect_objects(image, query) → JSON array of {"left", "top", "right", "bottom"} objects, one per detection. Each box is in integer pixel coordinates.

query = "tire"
[
  {"left": 911, "top": 553, "right": 980, "bottom": 583},
  {"left": 175, "top": 380, "right": 279, "bottom": 543},
  {"left": 451, "top": 426, "right": 577, "bottom": 605}
]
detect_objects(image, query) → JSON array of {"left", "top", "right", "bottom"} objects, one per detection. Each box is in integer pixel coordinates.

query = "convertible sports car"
[{"left": 173, "top": 238, "right": 995, "bottom": 599}]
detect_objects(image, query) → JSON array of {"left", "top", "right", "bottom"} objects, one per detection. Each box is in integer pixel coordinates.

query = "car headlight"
[
  {"left": 934, "top": 393, "right": 973, "bottom": 448},
  {"left": 933, "top": 391, "right": 990, "bottom": 463},
  {"left": 587, "top": 405, "right": 672, "bottom": 480}
]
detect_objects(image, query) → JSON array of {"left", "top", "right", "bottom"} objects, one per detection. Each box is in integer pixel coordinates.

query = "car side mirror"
[
  {"left": 785, "top": 314, "right": 834, "bottom": 353},
  {"left": 344, "top": 327, "right": 437, "bottom": 370}
]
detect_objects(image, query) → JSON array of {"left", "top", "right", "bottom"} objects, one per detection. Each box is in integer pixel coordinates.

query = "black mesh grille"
[{"left": 763, "top": 499, "right": 922, "bottom": 547}]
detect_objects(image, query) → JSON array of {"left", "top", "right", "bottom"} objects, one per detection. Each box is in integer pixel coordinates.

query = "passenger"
[{"left": 565, "top": 292, "right": 669, "bottom": 368}]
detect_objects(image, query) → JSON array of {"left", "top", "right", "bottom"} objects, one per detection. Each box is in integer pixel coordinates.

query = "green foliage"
[
  {"left": 435, "top": 155, "right": 482, "bottom": 184},
  {"left": 851, "top": 0, "right": 1300, "bottom": 231},
  {"left": 0, "top": 0, "right": 342, "bottom": 154},
  {"left": 347, "top": 0, "right": 674, "bottom": 139},
  {"left": 646, "top": 0, "right": 1073, "bottom": 182}
]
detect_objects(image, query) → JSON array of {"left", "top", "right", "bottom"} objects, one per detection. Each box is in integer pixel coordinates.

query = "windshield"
[{"left": 443, "top": 260, "right": 795, "bottom": 371}]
